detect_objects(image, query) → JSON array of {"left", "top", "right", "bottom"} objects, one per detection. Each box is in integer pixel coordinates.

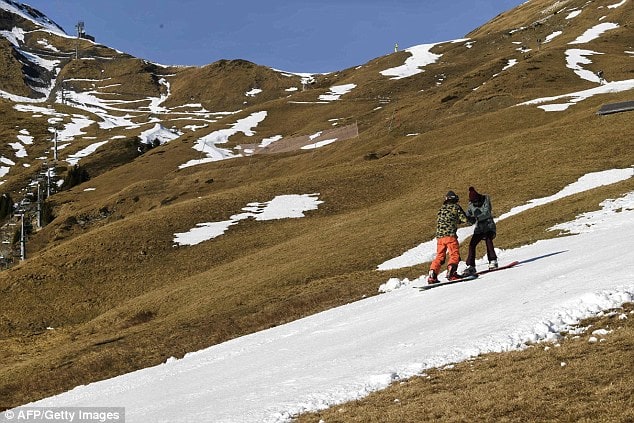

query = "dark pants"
[{"left": 466, "top": 231, "right": 497, "bottom": 266}]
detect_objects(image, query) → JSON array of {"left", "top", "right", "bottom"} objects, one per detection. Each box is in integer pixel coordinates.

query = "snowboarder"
[
  {"left": 463, "top": 186, "right": 498, "bottom": 276},
  {"left": 427, "top": 191, "right": 470, "bottom": 284}
]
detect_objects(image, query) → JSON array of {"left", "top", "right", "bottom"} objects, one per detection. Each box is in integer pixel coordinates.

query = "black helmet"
[{"left": 446, "top": 191, "right": 459, "bottom": 202}]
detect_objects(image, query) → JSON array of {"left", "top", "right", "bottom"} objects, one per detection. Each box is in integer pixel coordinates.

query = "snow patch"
[
  {"left": 519, "top": 79, "right": 634, "bottom": 111},
  {"left": 174, "top": 194, "right": 323, "bottom": 246},
  {"left": 318, "top": 84, "right": 356, "bottom": 101},
  {"left": 380, "top": 43, "right": 443, "bottom": 80},
  {"left": 179, "top": 111, "right": 267, "bottom": 169},
  {"left": 138, "top": 123, "right": 181, "bottom": 145},
  {"left": 569, "top": 22, "right": 619, "bottom": 45}
]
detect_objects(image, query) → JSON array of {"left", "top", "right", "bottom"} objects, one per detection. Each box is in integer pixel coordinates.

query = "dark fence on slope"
[{"left": 597, "top": 100, "right": 634, "bottom": 115}]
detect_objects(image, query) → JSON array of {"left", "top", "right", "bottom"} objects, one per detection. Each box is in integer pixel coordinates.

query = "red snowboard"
[{"left": 476, "top": 260, "right": 520, "bottom": 275}]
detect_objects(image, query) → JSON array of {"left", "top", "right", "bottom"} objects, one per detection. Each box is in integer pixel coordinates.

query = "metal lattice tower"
[{"left": 74, "top": 21, "right": 85, "bottom": 59}]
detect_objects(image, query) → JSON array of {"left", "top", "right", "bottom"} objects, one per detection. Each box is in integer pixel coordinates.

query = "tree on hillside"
[
  {"left": 41, "top": 200, "right": 55, "bottom": 226},
  {"left": 0, "top": 193, "right": 14, "bottom": 221},
  {"left": 137, "top": 137, "right": 161, "bottom": 154},
  {"left": 61, "top": 164, "right": 90, "bottom": 190}
]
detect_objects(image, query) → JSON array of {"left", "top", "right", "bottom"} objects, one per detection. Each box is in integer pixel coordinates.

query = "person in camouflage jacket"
[{"left": 428, "top": 191, "right": 470, "bottom": 284}]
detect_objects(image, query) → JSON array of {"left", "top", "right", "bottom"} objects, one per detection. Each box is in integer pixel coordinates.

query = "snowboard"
[
  {"left": 475, "top": 260, "right": 520, "bottom": 275},
  {"left": 418, "top": 274, "right": 478, "bottom": 291},
  {"left": 416, "top": 261, "right": 520, "bottom": 291}
]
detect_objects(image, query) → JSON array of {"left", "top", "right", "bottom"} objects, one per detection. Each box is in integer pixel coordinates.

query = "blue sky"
[{"left": 23, "top": 0, "right": 526, "bottom": 73}]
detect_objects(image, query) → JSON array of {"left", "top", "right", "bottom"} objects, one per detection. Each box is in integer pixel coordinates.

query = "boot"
[
  {"left": 488, "top": 260, "right": 498, "bottom": 270},
  {"left": 447, "top": 264, "right": 460, "bottom": 281},
  {"left": 427, "top": 270, "right": 438, "bottom": 284},
  {"left": 463, "top": 265, "right": 477, "bottom": 276}
]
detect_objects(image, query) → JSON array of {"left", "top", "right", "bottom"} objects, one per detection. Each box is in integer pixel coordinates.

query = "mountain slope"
[
  {"left": 0, "top": 0, "right": 633, "bottom": 410},
  {"left": 20, "top": 176, "right": 634, "bottom": 422}
]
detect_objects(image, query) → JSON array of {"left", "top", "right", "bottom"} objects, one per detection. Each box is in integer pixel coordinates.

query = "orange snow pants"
[{"left": 430, "top": 236, "right": 461, "bottom": 274}]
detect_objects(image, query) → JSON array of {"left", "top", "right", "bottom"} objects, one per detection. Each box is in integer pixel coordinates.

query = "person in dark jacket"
[
  {"left": 428, "top": 191, "right": 470, "bottom": 284},
  {"left": 463, "top": 186, "right": 498, "bottom": 275}
]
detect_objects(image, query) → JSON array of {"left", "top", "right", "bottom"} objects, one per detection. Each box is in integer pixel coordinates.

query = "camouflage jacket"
[{"left": 436, "top": 202, "right": 469, "bottom": 238}]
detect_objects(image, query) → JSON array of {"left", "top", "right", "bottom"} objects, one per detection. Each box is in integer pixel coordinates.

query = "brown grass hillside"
[{"left": 0, "top": 0, "right": 633, "bottom": 414}]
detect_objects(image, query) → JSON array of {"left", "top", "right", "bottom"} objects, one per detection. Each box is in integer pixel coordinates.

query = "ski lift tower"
[
  {"left": 15, "top": 211, "right": 26, "bottom": 261},
  {"left": 75, "top": 21, "right": 85, "bottom": 59}
]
